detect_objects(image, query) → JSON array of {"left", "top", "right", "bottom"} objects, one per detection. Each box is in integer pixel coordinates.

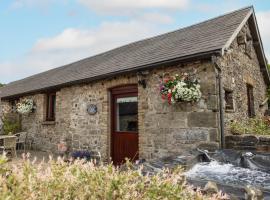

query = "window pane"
[
  {"left": 47, "top": 95, "right": 51, "bottom": 119},
  {"left": 225, "top": 90, "right": 234, "bottom": 110},
  {"left": 51, "top": 95, "right": 56, "bottom": 118},
  {"left": 46, "top": 93, "right": 56, "bottom": 121},
  {"left": 247, "top": 84, "right": 255, "bottom": 118},
  {"left": 116, "top": 97, "right": 138, "bottom": 132}
]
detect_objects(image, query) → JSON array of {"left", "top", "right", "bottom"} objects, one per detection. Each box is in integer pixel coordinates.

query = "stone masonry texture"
[
  {"left": 217, "top": 21, "right": 268, "bottom": 135},
  {"left": 1, "top": 60, "right": 219, "bottom": 160},
  {"left": 226, "top": 134, "right": 270, "bottom": 152},
  {"left": 0, "top": 21, "right": 268, "bottom": 159}
]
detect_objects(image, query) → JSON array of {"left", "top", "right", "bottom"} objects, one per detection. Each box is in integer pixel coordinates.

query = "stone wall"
[
  {"left": 217, "top": 22, "right": 268, "bottom": 134},
  {"left": 139, "top": 60, "right": 219, "bottom": 158},
  {"left": 0, "top": 59, "right": 220, "bottom": 160},
  {"left": 0, "top": 100, "right": 13, "bottom": 134},
  {"left": 18, "top": 74, "right": 139, "bottom": 158},
  {"left": 1, "top": 21, "right": 268, "bottom": 159},
  {"left": 226, "top": 135, "right": 270, "bottom": 152}
]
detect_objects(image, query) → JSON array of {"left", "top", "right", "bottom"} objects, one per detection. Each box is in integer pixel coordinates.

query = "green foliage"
[
  {"left": 0, "top": 156, "right": 226, "bottom": 200},
  {"left": 0, "top": 155, "right": 9, "bottom": 175},
  {"left": 2, "top": 117, "right": 21, "bottom": 135},
  {"left": 230, "top": 121, "right": 248, "bottom": 135},
  {"left": 267, "top": 88, "right": 270, "bottom": 99},
  {"left": 230, "top": 118, "right": 270, "bottom": 136},
  {"left": 0, "top": 83, "right": 5, "bottom": 87}
]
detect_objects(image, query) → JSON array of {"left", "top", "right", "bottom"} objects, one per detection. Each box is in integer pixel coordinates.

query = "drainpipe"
[{"left": 212, "top": 56, "right": 225, "bottom": 149}]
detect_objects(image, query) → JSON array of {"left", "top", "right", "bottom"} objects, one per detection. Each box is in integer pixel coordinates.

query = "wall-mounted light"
[{"left": 137, "top": 71, "right": 149, "bottom": 89}]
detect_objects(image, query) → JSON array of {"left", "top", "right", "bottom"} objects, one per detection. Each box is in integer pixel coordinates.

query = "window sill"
[
  {"left": 225, "top": 109, "right": 235, "bottom": 113},
  {"left": 42, "top": 121, "right": 56, "bottom": 125}
]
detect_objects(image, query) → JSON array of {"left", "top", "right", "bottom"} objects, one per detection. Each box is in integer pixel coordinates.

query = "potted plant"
[
  {"left": 159, "top": 73, "right": 202, "bottom": 104},
  {"left": 16, "top": 99, "right": 35, "bottom": 114}
]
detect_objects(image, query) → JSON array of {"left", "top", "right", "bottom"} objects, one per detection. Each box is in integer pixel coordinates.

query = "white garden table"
[{"left": 0, "top": 135, "right": 17, "bottom": 157}]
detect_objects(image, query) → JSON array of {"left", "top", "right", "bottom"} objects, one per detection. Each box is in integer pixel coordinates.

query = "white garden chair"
[{"left": 15, "top": 132, "right": 28, "bottom": 152}]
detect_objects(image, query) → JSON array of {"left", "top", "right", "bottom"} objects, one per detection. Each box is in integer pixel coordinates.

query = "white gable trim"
[
  {"left": 221, "top": 9, "right": 253, "bottom": 55},
  {"left": 222, "top": 7, "right": 270, "bottom": 85}
]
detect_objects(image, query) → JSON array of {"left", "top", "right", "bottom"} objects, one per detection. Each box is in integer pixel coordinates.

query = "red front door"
[{"left": 111, "top": 85, "right": 139, "bottom": 165}]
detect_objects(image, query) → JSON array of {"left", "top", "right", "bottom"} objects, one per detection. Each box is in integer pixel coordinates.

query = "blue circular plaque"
[{"left": 87, "top": 104, "right": 97, "bottom": 115}]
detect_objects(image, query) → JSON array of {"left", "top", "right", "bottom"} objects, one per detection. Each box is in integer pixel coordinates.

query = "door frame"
[{"left": 110, "top": 84, "right": 138, "bottom": 164}]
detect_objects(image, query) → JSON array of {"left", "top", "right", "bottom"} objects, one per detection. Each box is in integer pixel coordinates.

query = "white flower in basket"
[
  {"left": 159, "top": 73, "right": 202, "bottom": 104},
  {"left": 16, "top": 99, "right": 35, "bottom": 114}
]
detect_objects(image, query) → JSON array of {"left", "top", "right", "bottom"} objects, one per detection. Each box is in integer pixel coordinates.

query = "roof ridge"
[
  {"left": 221, "top": 6, "right": 254, "bottom": 53},
  {"left": 82, "top": 6, "right": 254, "bottom": 58},
  {"left": 174, "top": 6, "right": 253, "bottom": 31}
]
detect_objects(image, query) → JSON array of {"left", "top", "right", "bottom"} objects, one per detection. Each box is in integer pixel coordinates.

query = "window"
[
  {"left": 46, "top": 92, "right": 56, "bottom": 121},
  {"left": 247, "top": 84, "right": 255, "bottom": 117},
  {"left": 224, "top": 90, "right": 234, "bottom": 111},
  {"left": 116, "top": 96, "right": 138, "bottom": 132},
  {"left": 9, "top": 99, "right": 19, "bottom": 112}
]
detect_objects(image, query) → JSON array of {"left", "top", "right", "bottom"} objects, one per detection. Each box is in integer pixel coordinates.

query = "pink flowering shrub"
[{"left": 0, "top": 155, "right": 227, "bottom": 199}]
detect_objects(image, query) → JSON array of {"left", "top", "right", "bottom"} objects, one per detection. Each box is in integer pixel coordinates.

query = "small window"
[
  {"left": 224, "top": 90, "right": 234, "bottom": 111},
  {"left": 46, "top": 92, "right": 56, "bottom": 121},
  {"left": 247, "top": 84, "right": 255, "bottom": 117},
  {"left": 116, "top": 96, "right": 138, "bottom": 132},
  {"left": 9, "top": 99, "right": 19, "bottom": 113}
]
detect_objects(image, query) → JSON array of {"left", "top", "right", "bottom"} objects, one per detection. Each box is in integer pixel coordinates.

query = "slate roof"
[{"left": 0, "top": 6, "right": 266, "bottom": 99}]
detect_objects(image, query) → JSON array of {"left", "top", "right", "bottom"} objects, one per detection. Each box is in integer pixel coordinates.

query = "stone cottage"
[{"left": 0, "top": 6, "right": 269, "bottom": 163}]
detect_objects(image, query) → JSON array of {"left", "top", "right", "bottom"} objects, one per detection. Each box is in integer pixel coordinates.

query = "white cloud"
[
  {"left": 32, "top": 16, "right": 167, "bottom": 54},
  {"left": 0, "top": 14, "right": 171, "bottom": 83},
  {"left": 78, "top": 0, "right": 189, "bottom": 14},
  {"left": 32, "top": 28, "right": 96, "bottom": 52},
  {"left": 33, "top": 13, "right": 172, "bottom": 53},
  {"left": 257, "top": 10, "right": 270, "bottom": 62}
]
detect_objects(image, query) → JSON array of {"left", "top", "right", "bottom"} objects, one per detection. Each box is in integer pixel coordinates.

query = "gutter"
[{"left": 212, "top": 56, "right": 225, "bottom": 149}]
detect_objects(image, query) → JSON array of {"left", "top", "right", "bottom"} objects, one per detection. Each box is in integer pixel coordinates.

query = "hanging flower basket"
[
  {"left": 159, "top": 73, "right": 202, "bottom": 104},
  {"left": 16, "top": 99, "right": 35, "bottom": 114}
]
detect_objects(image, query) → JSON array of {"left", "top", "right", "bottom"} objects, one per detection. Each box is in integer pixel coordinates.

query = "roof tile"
[{"left": 0, "top": 7, "right": 253, "bottom": 98}]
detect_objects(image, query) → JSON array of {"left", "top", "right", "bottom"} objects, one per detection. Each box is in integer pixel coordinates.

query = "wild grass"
[
  {"left": 0, "top": 154, "right": 228, "bottom": 200},
  {"left": 230, "top": 117, "right": 270, "bottom": 136}
]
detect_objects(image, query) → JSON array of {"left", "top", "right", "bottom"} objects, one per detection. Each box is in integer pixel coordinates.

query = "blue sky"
[{"left": 1, "top": 0, "right": 270, "bottom": 83}]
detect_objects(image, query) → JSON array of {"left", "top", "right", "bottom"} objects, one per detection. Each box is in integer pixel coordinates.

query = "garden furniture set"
[{"left": 0, "top": 132, "right": 34, "bottom": 157}]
